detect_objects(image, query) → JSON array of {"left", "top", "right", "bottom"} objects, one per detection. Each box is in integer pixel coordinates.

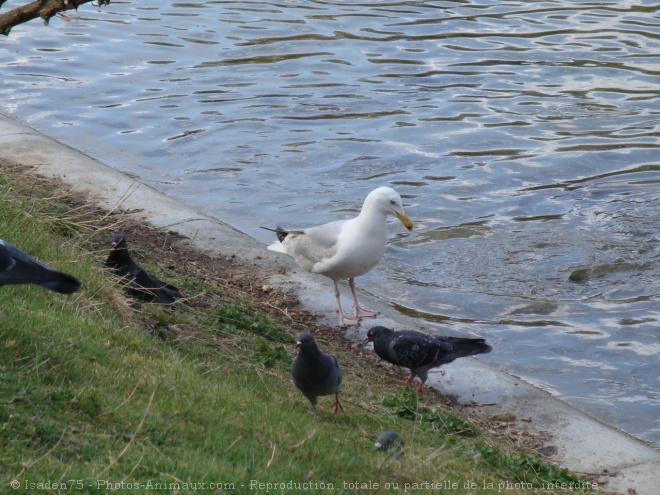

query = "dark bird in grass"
[
  {"left": 364, "top": 326, "right": 492, "bottom": 392},
  {"left": 105, "top": 234, "right": 182, "bottom": 304},
  {"left": 291, "top": 332, "right": 343, "bottom": 415},
  {"left": 374, "top": 431, "right": 404, "bottom": 457},
  {"left": 0, "top": 239, "right": 81, "bottom": 294}
]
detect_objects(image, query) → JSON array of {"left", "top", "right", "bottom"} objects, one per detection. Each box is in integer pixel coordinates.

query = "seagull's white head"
[{"left": 363, "top": 187, "right": 413, "bottom": 231}]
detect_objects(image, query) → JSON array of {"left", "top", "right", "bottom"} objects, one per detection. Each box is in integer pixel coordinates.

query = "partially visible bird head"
[
  {"left": 365, "top": 187, "right": 413, "bottom": 231},
  {"left": 111, "top": 234, "right": 128, "bottom": 249},
  {"left": 364, "top": 325, "right": 392, "bottom": 345},
  {"left": 374, "top": 431, "right": 404, "bottom": 453},
  {"left": 296, "top": 332, "right": 318, "bottom": 352}
]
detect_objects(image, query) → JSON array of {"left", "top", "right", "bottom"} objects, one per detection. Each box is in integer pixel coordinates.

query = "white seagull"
[{"left": 263, "top": 187, "right": 413, "bottom": 327}]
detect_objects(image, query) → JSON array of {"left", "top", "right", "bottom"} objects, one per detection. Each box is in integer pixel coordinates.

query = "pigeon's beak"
[
  {"left": 362, "top": 336, "right": 372, "bottom": 347},
  {"left": 395, "top": 212, "right": 413, "bottom": 231},
  {"left": 296, "top": 340, "right": 302, "bottom": 348}
]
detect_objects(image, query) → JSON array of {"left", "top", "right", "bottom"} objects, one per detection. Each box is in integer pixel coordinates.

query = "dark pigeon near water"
[
  {"left": 0, "top": 239, "right": 81, "bottom": 294},
  {"left": 105, "top": 234, "right": 182, "bottom": 304},
  {"left": 291, "top": 332, "right": 344, "bottom": 414},
  {"left": 364, "top": 326, "right": 492, "bottom": 392}
]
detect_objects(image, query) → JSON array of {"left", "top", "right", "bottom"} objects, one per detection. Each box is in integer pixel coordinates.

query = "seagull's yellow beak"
[{"left": 395, "top": 212, "right": 413, "bottom": 231}]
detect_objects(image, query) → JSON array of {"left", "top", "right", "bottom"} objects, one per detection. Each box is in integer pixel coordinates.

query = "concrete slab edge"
[{"left": 1, "top": 114, "right": 658, "bottom": 494}]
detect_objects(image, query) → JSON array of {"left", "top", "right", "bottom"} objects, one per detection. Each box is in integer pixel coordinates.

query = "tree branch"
[{"left": 0, "top": 0, "right": 110, "bottom": 36}]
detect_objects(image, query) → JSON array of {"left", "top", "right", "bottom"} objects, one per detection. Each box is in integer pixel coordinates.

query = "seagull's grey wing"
[
  {"left": 284, "top": 220, "right": 346, "bottom": 272},
  {"left": 388, "top": 332, "right": 453, "bottom": 369}
]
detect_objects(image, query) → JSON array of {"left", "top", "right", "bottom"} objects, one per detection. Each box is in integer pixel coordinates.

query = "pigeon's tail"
[
  {"left": 446, "top": 337, "right": 492, "bottom": 358},
  {"left": 142, "top": 283, "right": 182, "bottom": 304},
  {"left": 35, "top": 271, "right": 82, "bottom": 294}
]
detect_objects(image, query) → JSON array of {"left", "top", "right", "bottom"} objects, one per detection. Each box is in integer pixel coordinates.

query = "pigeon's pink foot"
[
  {"left": 354, "top": 307, "right": 378, "bottom": 318},
  {"left": 338, "top": 315, "right": 360, "bottom": 327},
  {"left": 404, "top": 377, "right": 424, "bottom": 392},
  {"left": 333, "top": 396, "right": 344, "bottom": 413}
]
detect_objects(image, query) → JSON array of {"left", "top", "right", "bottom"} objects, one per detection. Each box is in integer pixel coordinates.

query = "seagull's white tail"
[{"left": 267, "top": 241, "right": 287, "bottom": 254}]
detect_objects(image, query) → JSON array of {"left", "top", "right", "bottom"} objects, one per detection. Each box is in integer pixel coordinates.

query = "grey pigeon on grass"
[
  {"left": 291, "top": 332, "right": 343, "bottom": 414},
  {"left": 0, "top": 239, "right": 81, "bottom": 294},
  {"left": 105, "top": 234, "right": 182, "bottom": 304},
  {"left": 374, "top": 431, "right": 404, "bottom": 453},
  {"left": 364, "top": 326, "right": 492, "bottom": 392}
]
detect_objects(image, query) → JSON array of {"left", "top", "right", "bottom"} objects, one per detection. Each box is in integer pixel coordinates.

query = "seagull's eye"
[{"left": 390, "top": 200, "right": 396, "bottom": 205}]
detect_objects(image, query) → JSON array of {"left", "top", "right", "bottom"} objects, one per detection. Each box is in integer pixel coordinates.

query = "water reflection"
[{"left": 1, "top": 0, "right": 658, "bottom": 447}]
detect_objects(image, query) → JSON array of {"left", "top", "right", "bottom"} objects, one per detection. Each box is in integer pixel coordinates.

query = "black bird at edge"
[{"left": 105, "top": 234, "right": 182, "bottom": 304}]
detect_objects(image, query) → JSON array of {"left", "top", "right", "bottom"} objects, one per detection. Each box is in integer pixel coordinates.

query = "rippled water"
[{"left": 2, "top": 0, "right": 659, "bottom": 447}]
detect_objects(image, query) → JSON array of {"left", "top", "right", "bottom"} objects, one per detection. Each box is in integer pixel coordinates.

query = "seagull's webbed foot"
[
  {"left": 334, "top": 280, "right": 359, "bottom": 327},
  {"left": 354, "top": 306, "right": 378, "bottom": 319},
  {"left": 348, "top": 278, "right": 378, "bottom": 320},
  {"left": 338, "top": 315, "right": 360, "bottom": 327}
]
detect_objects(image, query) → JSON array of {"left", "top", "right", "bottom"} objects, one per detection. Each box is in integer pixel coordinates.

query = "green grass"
[{"left": 0, "top": 173, "right": 593, "bottom": 494}]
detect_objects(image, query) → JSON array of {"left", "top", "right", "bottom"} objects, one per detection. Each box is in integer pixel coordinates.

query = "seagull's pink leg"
[
  {"left": 349, "top": 278, "right": 378, "bottom": 318},
  {"left": 334, "top": 281, "right": 359, "bottom": 327}
]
